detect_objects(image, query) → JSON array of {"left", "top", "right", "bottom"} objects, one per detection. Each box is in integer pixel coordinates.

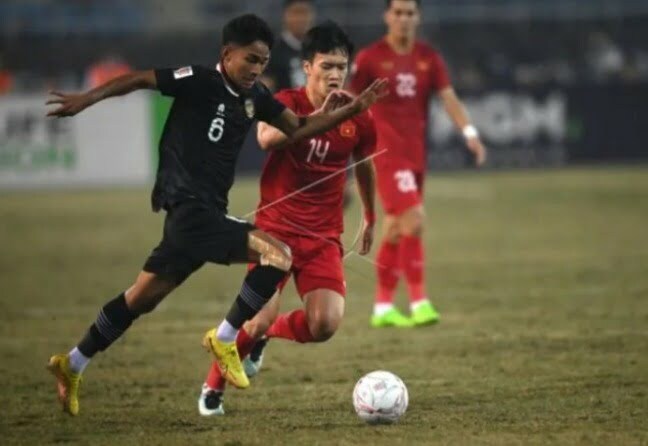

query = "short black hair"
[
  {"left": 301, "top": 21, "right": 354, "bottom": 62},
  {"left": 385, "top": 0, "right": 421, "bottom": 8},
  {"left": 283, "top": 0, "right": 313, "bottom": 9},
  {"left": 222, "top": 14, "right": 274, "bottom": 50}
]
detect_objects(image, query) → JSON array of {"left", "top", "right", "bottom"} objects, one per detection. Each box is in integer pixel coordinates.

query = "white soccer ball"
[{"left": 352, "top": 370, "right": 409, "bottom": 425}]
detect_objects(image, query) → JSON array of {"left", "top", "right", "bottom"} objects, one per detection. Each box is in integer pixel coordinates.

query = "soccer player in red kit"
[
  {"left": 350, "top": 0, "right": 487, "bottom": 328},
  {"left": 197, "top": 22, "right": 379, "bottom": 415}
]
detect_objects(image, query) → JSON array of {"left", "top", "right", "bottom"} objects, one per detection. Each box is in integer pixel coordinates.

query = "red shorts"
[
  {"left": 376, "top": 168, "right": 425, "bottom": 215},
  {"left": 248, "top": 230, "right": 346, "bottom": 298}
]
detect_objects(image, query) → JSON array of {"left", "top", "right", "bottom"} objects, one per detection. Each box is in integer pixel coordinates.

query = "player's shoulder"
[
  {"left": 415, "top": 40, "right": 444, "bottom": 59},
  {"left": 273, "top": 87, "right": 306, "bottom": 107},
  {"left": 250, "top": 79, "right": 274, "bottom": 97},
  {"left": 351, "top": 109, "right": 376, "bottom": 135},
  {"left": 356, "top": 39, "right": 388, "bottom": 59},
  {"left": 274, "top": 87, "right": 303, "bottom": 99}
]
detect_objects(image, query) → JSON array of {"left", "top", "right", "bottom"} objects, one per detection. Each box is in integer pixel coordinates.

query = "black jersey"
[{"left": 152, "top": 64, "right": 286, "bottom": 213}]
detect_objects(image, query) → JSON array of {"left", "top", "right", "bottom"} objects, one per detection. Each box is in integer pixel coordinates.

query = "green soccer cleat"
[
  {"left": 411, "top": 300, "right": 440, "bottom": 326},
  {"left": 371, "top": 308, "right": 414, "bottom": 328}
]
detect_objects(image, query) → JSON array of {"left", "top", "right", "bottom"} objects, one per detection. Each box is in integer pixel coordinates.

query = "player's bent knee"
[
  {"left": 307, "top": 306, "right": 344, "bottom": 342},
  {"left": 125, "top": 275, "right": 174, "bottom": 316},
  {"left": 308, "top": 317, "right": 339, "bottom": 342},
  {"left": 399, "top": 209, "right": 424, "bottom": 237}
]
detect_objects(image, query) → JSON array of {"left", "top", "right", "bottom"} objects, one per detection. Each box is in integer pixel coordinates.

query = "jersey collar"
[{"left": 216, "top": 63, "right": 240, "bottom": 98}]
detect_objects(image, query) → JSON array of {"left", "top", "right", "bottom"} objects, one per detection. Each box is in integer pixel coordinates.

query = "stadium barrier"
[
  {"left": 1, "top": 84, "right": 646, "bottom": 188},
  {"left": 0, "top": 92, "right": 152, "bottom": 188}
]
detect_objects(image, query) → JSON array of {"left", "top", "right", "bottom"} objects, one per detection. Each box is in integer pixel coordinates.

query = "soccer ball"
[{"left": 352, "top": 370, "right": 409, "bottom": 425}]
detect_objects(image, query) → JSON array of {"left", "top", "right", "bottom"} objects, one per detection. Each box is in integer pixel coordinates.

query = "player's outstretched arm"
[
  {"left": 268, "top": 79, "right": 388, "bottom": 145},
  {"left": 438, "top": 87, "right": 487, "bottom": 166},
  {"left": 257, "top": 90, "right": 355, "bottom": 151},
  {"left": 46, "top": 70, "right": 157, "bottom": 118}
]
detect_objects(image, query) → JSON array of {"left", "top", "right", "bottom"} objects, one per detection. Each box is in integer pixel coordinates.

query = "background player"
[
  {"left": 44, "top": 14, "right": 387, "bottom": 416},
  {"left": 261, "top": 0, "right": 316, "bottom": 92},
  {"left": 350, "top": 0, "right": 487, "bottom": 328},
  {"left": 198, "top": 21, "right": 377, "bottom": 416}
]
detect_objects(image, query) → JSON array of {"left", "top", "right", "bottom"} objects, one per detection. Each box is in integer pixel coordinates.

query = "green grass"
[{"left": 1, "top": 166, "right": 647, "bottom": 445}]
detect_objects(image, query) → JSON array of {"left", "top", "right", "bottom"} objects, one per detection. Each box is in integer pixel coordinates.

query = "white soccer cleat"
[
  {"left": 243, "top": 337, "right": 268, "bottom": 378},
  {"left": 198, "top": 384, "right": 225, "bottom": 416}
]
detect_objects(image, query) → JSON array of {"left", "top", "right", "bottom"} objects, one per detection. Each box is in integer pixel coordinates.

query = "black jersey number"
[{"left": 208, "top": 117, "right": 225, "bottom": 143}]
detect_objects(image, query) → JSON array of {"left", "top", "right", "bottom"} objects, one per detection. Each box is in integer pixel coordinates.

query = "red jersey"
[
  {"left": 255, "top": 88, "right": 376, "bottom": 238},
  {"left": 350, "top": 39, "right": 450, "bottom": 173}
]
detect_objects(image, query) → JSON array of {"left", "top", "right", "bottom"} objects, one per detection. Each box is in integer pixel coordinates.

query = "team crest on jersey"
[
  {"left": 381, "top": 61, "right": 395, "bottom": 70},
  {"left": 244, "top": 98, "right": 255, "bottom": 119},
  {"left": 417, "top": 61, "right": 430, "bottom": 72},
  {"left": 173, "top": 66, "right": 193, "bottom": 79},
  {"left": 340, "top": 121, "right": 356, "bottom": 138}
]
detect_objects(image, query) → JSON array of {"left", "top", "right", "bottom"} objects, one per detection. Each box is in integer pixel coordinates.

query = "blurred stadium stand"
[
  {"left": 1, "top": 0, "right": 647, "bottom": 181},
  {"left": 2, "top": 0, "right": 647, "bottom": 90}
]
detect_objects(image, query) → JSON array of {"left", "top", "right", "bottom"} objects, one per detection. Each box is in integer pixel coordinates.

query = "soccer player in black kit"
[{"left": 45, "top": 14, "right": 387, "bottom": 416}]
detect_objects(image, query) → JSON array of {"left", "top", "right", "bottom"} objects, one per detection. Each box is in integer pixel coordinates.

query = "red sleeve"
[
  {"left": 430, "top": 51, "right": 451, "bottom": 92},
  {"left": 273, "top": 89, "right": 296, "bottom": 110},
  {"left": 349, "top": 49, "right": 373, "bottom": 95},
  {"left": 354, "top": 113, "right": 377, "bottom": 160}
]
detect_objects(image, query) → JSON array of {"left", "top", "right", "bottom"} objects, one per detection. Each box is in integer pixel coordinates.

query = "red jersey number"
[
  {"left": 306, "top": 138, "right": 331, "bottom": 164},
  {"left": 395, "top": 72, "right": 417, "bottom": 98}
]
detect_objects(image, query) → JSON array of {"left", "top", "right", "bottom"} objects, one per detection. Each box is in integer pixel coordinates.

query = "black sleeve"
[
  {"left": 154, "top": 65, "right": 210, "bottom": 99},
  {"left": 254, "top": 83, "right": 287, "bottom": 123}
]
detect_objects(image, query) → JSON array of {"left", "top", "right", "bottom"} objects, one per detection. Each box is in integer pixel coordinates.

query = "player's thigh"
[
  {"left": 296, "top": 239, "right": 346, "bottom": 339},
  {"left": 124, "top": 271, "right": 177, "bottom": 315},
  {"left": 396, "top": 203, "right": 425, "bottom": 237},
  {"left": 381, "top": 213, "right": 401, "bottom": 243},
  {"left": 245, "top": 229, "right": 293, "bottom": 271}
]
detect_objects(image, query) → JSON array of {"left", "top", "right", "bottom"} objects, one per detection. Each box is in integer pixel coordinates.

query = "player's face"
[
  {"left": 284, "top": 2, "right": 316, "bottom": 41},
  {"left": 303, "top": 50, "right": 349, "bottom": 98},
  {"left": 222, "top": 41, "right": 271, "bottom": 90},
  {"left": 384, "top": 0, "right": 420, "bottom": 41}
]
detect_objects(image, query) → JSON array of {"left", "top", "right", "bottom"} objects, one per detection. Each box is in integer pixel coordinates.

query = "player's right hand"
[
  {"left": 46, "top": 91, "right": 94, "bottom": 118},
  {"left": 352, "top": 78, "right": 389, "bottom": 112}
]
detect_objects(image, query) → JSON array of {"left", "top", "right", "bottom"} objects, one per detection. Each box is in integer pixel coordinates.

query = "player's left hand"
[
  {"left": 358, "top": 221, "right": 374, "bottom": 256},
  {"left": 466, "top": 137, "right": 487, "bottom": 167},
  {"left": 352, "top": 78, "right": 389, "bottom": 112},
  {"left": 46, "top": 91, "right": 94, "bottom": 118}
]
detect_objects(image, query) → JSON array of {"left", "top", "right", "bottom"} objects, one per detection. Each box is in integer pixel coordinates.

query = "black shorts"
[{"left": 143, "top": 201, "right": 255, "bottom": 285}]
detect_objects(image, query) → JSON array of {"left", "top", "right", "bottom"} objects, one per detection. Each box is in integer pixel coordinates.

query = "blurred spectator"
[
  {"left": 586, "top": 32, "right": 625, "bottom": 82},
  {"left": 85, "top": 55, "right": 131, "bottom": 89},
  {"left": 0, "top": 54, "right": 14, "bottom": 95},
  {"left": 262, "top": 0, "right": 315, "bottom": 92}
]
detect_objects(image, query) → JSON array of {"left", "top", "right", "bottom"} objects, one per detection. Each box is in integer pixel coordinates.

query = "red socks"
[
  {"left": 375, "top": 240, "right": 400, "bottom": 304},
  {"left": 400, "top": 235, "right": 426, "bottom": 303},
  {"left": 205, "top": 328, "right": 256, "bottom": 390},
  {"left": 266, "top": 309, "right": 314, "bottom": 343}
]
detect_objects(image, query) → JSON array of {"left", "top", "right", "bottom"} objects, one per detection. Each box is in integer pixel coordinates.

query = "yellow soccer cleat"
[
  {"left": 202, "top": 329, "right": 249, "bottom": 389},
  {"left": 47, "top": 354, "right": 82, "bottom": 416}
]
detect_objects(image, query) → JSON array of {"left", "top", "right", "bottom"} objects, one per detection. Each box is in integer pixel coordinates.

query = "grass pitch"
[{"left": 1, "top": 167, "right": 647, "bottom": 445}]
